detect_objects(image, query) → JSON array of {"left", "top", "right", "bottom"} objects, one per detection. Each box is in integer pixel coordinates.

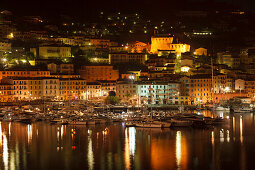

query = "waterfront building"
[
  {"left": 42, "top": 78, "right": 60, "bottom": 99},
  {"left": 190, "top": 74, "right": 212, "bottom": 105},
  {"left": 50, "top": 74, "right": 80, "bottom": 79},
  {"left": 235, "top": 79, "right": 245, "bottom": 91},
  {"left": 116, "top": 82, "right": 137, "bottom": 104},
  {"left": 0, "top": 82, "right": 14, "bottom": 102},
  {"left": 59, "top": 78, "right": 86, "bottom": 100},
  {"left": 97, "top": 80, "right": 116, "bottom": 96},
  {"left": 2, "top": 77, "right": 43, "bottom": 100},
  {"left": 214, "top": 92, "right": 248, "bottom": 104},
  {"left": 0, "top": 70, "right": 50, "bottom": 80},
  {"left": 80, "top": 65, "right": 119, "bottom": 82},
  {"left": 137, "top": 82, "right": 181, "bottom": 105},
  {"left": 86, "top": 82, "right": 102, "bottom": 100},
  {"left": 244, "top": 78, "right": 255, "bottom": 100},
  {"left": 213, "top": 74, "right": 234, "bottom": 94}
]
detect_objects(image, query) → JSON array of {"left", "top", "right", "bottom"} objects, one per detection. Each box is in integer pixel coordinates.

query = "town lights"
[
  {"left": 181, "top": 66, "right": 190, "bottom": 72},
  {"left": 129, "top": 75, "right": 135, "bottom": 80},
  {"left": 2, "top": 58, "right": 7, "bottom": 62}
]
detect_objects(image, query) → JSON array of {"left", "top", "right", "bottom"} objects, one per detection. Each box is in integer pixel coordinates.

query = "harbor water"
[{"left": 0, "top": 111, "right": 254, "bottom": 170}]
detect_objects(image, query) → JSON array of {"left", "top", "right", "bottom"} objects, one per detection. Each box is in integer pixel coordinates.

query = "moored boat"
[{"left": 135, "top": 122, "right": 163, "bottom": 128}]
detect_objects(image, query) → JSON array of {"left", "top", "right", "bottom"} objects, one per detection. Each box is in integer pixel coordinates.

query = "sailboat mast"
[{"left": 211, "top": 58, "right": 215, "bottom": 115}]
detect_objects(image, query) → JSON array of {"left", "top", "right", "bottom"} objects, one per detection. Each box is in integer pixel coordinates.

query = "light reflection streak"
[
  {"left": 0, "top": 122, "right": 2, "bottom": 147},
  {"left": 8, "top": 122, "right": 11, "bottom": 136},
  {"left": 15, "top": 143, "right": 19, "bottom": 170},
  {"left": 27, "top": 125, "right": 32, "bottom": 144},
  {"left": 61, "top": 125, "right": 64, "bottom": 139},
  {"left": 129, "top": 127, "right": 136, "bottom": 156},
  {"left": 211, "top": 131, "right": 214, "bottom": 145},
  {"left": 3, "top": 133, "right": 8, "bottom": 170},
  {"left": 87, "top": 130, "right": 94, "bottom": 170},
  {"left": 124, "top": 128, "right": 130, "bottom": 170},
  {"left": 240, "top": 116, "right": 243, "bottom": 144},
  {"left": 220, "top": 112, "right": 223, "bottom": 118},
  {"left": 226, "top": 130, "right": 230, "bottom": 142},
  {"left": 176, "top": 131, "right": 181, "bottom": 170},
  {"left": 10, "top": 151, "right": 15, "bottom": 170},
  {"left": 220, "top": 129, "right": 224, "bottom": 143},
  {"left": 233, "top": 117, "right": 236, "bottom": 141}
]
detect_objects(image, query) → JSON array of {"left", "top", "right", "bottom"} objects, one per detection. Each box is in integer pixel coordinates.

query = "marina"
[{"left": 0, "top": 110, "right": 253, "bottom": 170}]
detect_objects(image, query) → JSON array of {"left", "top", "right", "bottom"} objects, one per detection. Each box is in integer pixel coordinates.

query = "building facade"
[{"left": 80, "top": 65, "right": 119, "bottom": 82}]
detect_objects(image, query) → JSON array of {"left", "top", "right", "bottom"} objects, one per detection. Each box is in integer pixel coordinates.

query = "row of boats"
[
  {"left": 126, "top": 113, "right": 228, "bottom": 128},
  {"left": 215, "top": 105, "right": 253, "bottom": 113}
]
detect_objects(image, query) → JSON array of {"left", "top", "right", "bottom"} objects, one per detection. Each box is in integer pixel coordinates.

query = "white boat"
[
  {"left": 68, "top": 121, "right": 87, "bottom": 125},
  {"left": 233, "top": 106, "right": 252, "bottom": 113},
  {"left": 135, "top": 122, "right": 163, "bottom": 128},
  {"left": 215, "top": 106, "right": 230, "bottom": 112},
  {"left": 125, "top": 122, "right": 136, "bottom": 127}
]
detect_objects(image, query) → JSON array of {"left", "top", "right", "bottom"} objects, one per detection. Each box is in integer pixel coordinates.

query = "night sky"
[{"left": 1, "top": 0, "right": 255, "bottom": 17}]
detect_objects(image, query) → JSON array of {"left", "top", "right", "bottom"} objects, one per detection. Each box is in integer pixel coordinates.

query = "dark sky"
[{"left": 1, "top": 0, "right": 255, "bottom": 17}]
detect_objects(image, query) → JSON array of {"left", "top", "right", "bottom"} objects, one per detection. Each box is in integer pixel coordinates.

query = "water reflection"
[
  {"left": 176, "top": 131, "right": 181, "bottom": 170},
  {"left": 0, "top": 112, "right": 254, "bottom": 170},
  {"left": 3, "top": 133, "right": 8, "bottom": 170},
  {"left": 87, "top": 129, "right": 94, "bottom": 170},
  {"left": 27, "top": 124, "right": 32, "bottom": 144},
  {"left": 240, "top": 116, "right": 243, "bottom": 144},
  {"left": 124, "top": 127, "right": 136, "bottom": 170}
]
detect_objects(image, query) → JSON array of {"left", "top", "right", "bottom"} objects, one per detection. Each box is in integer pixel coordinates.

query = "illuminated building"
[
  {"left": 194, "top": 48, "right": 207, "bottom": 56},
  {"left": 50, "top": 74, "right": 80, "bottom": 79},
  {"left": 0, "top": 41, "right": 11, "bottom": 56},
  {"left": 57, "top": 37, "right": 89, "bottom": 46},
  {"left": 89, "top": 39, "right": 110, "bottom": 48},
  {"left": 109, "top": 52, "right": 148, "bottom": 64},
  {"left": 2, "top": 77, "right": 43, "bottom": 100},
  {"left": 244, "top": 78, "right": 255, "bottom": 100},
  {"left": 80, "top": 65, "right": 119, "bottom": 82},
  {"left": 235, "top": 79, "right": 245, "bottom": 91},
  {"left": 0, "top": 70, "right": 50, "bottom": 80},
  {"left": 30, "top": 46, "right": 71, "bottom": 59},
  {"left": 217, "top": 52, "right": 240, "bottom": 69},
  {"left": 86, "top": 82, "right": 102, "bottom": 99},
  {"left": 213, "top": 74, "right": 234, "bottom": 94},
  {"left": 116, "top": 82, "right": 137, "bottom": 103},
  {"left": 59, "top": 78, "right": 86, "bottom": 100},
  {"left": 190, "top": 74, "right": 234, "bottom": 104},
  {"left": 42, "top": 78, "right": 60, "bottom": 99},
  {"left": 97, "top": 80, "right": 116, "bottom": 96},
  {"left": 137, "top": 82, "right": 184, "bottom": 104},
  {"left": 190, "top": 74, "right": 213, "bottom": 104},
  {"left": 214, "top": 92, "right": 248, "bottom": 103},
  {"left": 147, "top": 55, "right": 176, "bottom": 76},
  {"left": 150, "top": 34, "right": 190, "bottom": 55},
  {"left": 0, "top": 83, "right": 14, "bottom": 102},
  {"left": 48, "top": 63, "right": 74, "bottom": 74},
  {"left": 130, "top": 41, "right": 150, "bottom": 53}
]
